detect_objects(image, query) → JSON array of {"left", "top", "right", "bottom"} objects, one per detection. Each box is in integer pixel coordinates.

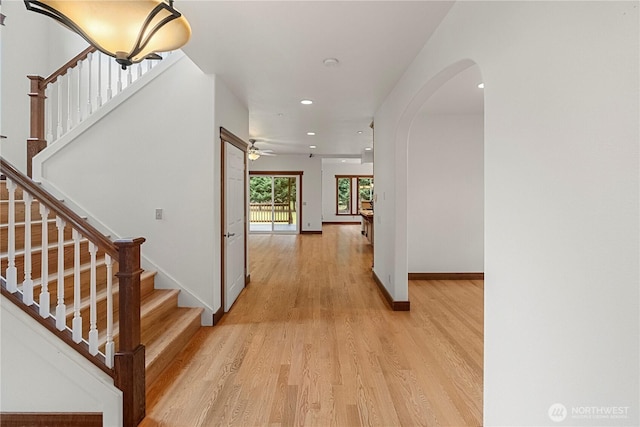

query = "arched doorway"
[{"left": 407, "top": 64, "right": 484, "bottom": 278}]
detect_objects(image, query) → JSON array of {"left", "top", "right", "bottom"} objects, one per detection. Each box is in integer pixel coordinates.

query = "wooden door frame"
[{"left": 218, "top": 127, "right": 248, "bottom": 324}]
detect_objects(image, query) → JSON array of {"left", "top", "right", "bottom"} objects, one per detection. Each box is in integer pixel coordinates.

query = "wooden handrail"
[
  {"left": 42, "top": 46, "right": 96, "bottom": 87},
  {"left": 26, "top": 46, "right": 96, "bottom": 177},
  {"left": 1, "top": 156, "right": 146, "bottom": 427},
  {"left": 0, "top": 157, "right": 117, "bottom": 258}
]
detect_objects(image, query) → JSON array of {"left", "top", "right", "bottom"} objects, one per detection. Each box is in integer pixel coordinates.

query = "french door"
[{"left": 249, "top": 174, "right": 299, "bottom": 233}]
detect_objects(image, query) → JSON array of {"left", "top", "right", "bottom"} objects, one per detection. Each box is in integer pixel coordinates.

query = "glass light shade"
[
  {"left": 248, "top": 151, "right": 260, "bottom": 161},
  {"left": 25, "top": 0, "right": 191, "bottom": 68}
]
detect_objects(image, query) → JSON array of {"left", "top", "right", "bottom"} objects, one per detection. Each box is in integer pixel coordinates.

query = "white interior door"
[{"left": 224, "top": 142, "right": 246, "bottom": 311}]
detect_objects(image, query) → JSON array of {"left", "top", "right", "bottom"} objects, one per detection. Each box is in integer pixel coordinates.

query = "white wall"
[
  {"left": 0, "top": 297, "right": 122, "bottom": 426},
  {"left": 248, "top": 154, "right": 322, "bottom": 232},
  {"left": 213, "top": 74, "right": 250, "bottom": 310},
  {"left": 321, "top": 160, "right": 373, "bottom": 223},
  {"left": 374, "top": 1, "right": 638, "bottom": 425},
  {"left": 36, "top": 56, "right": 247, "bottom": 324},
  {"left": 0, "top": 0, "right": 86, "bottom": 172},
  {"left": 407, "top": 113, "right": 483, "bottom": 273}
]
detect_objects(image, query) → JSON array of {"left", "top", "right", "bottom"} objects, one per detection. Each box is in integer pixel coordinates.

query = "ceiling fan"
[{"left": 247, "top": 139, "right": 276, "bottom": 160}]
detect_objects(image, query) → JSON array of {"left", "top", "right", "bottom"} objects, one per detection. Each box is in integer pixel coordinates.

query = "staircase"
[
  {"left": 1, "top": 46, "right": 204, "bottom": 425},
  {"left": 0, "top": 164, "right": 203, "bottom": 422}
]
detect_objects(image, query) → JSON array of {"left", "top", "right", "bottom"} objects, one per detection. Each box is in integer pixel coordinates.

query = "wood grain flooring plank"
[{"left": 141, "top": 224, "right": 483, "bottom": 426}]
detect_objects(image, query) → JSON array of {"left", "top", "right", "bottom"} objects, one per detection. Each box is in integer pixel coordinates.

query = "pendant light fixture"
[
  {"left": 247, "top": 139, "right": 261, "bottom": 160},
  {"left": 247, "top": 147, "right": 261, "bottom": 161},
  {"left": 24, "top": 0, "right": 191, "bottom": 69}
]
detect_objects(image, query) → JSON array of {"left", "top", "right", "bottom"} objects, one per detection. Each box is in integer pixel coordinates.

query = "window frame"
[{"left": 335, "top": 174, "right": 374, "bottom": 216}]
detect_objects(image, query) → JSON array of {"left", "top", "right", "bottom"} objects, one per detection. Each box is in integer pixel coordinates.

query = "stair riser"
[
  {"left": 64, "top": 276, "right": 153, "bottom": 339},
  {"left": 69, "top": 273, "right": 158, "bottom": 338},
  {"left": 139, "top": 273, "right": 156, "bottom": 300},
  {"left": 95, "top": 272, "right": 157, "bottom": 347},
  {"left": 0, "top": 221, "right": 73, "bottom": 252},
  {"left": 1, "top": 241, "right": 102, "bottom": 283},
  {"left": 33, "top": 263, "right": 112, "bottom": 310},
  {"left": 66, "top": 290, "right": 121, "bottom": 337},
  {"left": 140, "top": 293, "right": 180, "bottom": 334},
  {"left": 34, "top": 273, "right": 155, "bottom": 353},
  {"left": 65, "top": 273, "right": 155, "bottom": 338},
  {"left": 145, "top": 312, "right": 201, "bottom": 388},
  {"left": 0, "top": 201, "right": 53, "bottom": 223},
  {"left": 0, "top": 183, "right": 24, "bottom": 200}
]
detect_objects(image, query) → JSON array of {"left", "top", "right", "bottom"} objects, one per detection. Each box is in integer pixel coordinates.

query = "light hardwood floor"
[{"left": 140, "top": 224, "right": 483, "bottom": 427}]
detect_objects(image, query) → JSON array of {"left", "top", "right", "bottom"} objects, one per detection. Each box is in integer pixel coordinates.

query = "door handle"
[{"left": 224, "top": 232, "right": 236, "bottom": 237}]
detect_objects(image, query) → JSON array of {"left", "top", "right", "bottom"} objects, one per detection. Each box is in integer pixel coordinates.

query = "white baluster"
[
  {"left": 88, "top": 242, "right": 98, "bottom": 354},
  {"left": 22, "top": 193, "right": 34, "bottom": 305},
  {"left": 137, "top": 62, "right": 143, "bottom": 80},
  {"left": 56, "top": 80, "right": 63, "bottom": 138},
  {"left": 67, "top": 70, "right": 73, "bottom": 132},
  {"left": 72, "top": 229, "right": 83, "bottom": 342},
  {"left": 87, "top": 52, "right": 93, "bottom": 115},
  {"left": 105, "top": 254, "right": 114, "bottom": 368},
  {"left": 147, "top": 59, "right": 152, "bottom": 73},
  {"left": 97, "top": 53, "right": 103, "bottom": 108},
  {"left": 127, "top": 65, "right": 133, "bottom": 86},
  {"left": 107, "top": 54, "right": 113, "bottom": 101},
  {"left": 46, "top": 86, "right": 53, "bottom": 143},
  {"left": 55, "top": 217, "right": 66, "bottom": 330},
  {"left": 77, "top": 60, "right": 83, "bottom": 122},
  {"left": 5, "top": 179, "right": 18, "bottom": 292},
  {"left": 117, "top": 65, "right": 123, "bottom": 94},
  {"left": 39, "top": 204, "right": 51, "bottom": 318}
]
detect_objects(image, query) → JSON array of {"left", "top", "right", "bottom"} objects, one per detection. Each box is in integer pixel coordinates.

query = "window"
[
  {"left": 249, "top": 173, "right": 301, "bottom": 233},
  {"left": 337, "top": 177, "right": 351, "bottom": 214},
  {"left": 335, "top": 175, "right": 373, "bottom": 215}
]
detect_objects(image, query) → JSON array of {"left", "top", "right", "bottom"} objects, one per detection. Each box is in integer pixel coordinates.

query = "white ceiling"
[{"left": 178, "top": 1, "right": 455, "bottom": 156}]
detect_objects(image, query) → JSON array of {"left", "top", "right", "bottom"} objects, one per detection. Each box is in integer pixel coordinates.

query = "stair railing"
[
  {"left": 27, "top": 47, "right": 166, "bottom": 177},
  {"left": 1, "top": 157, "right": 146, "bottom": 427}
]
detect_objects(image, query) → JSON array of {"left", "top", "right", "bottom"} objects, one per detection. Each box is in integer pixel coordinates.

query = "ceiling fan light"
[
  {"left": 248, "top": 151, "right": 260, "bottom": 161},
  {"left": 24, "top": 0, "right": 191, "bottom": 69}
]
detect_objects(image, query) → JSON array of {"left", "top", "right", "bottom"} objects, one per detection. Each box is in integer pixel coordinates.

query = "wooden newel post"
[
  {"left": 114, "top": 237, "right": 146, "bottom": 427},
  {"left": 27, "top": 75, "right": 46, "bottom": 178}
]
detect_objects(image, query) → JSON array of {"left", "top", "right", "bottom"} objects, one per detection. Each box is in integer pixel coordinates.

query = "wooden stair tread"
[
  {"left": 144, "top": 307, "right": 202, "bottom": 359},
  {"left": 0, "top": 236, "right": 92, "bottom": 259},
  {"left": 94, "top": 273, "right": 164, "bottom": 345},
  {"left": 140, "top": 288, "right": 180, "bottom": 326},
  {"left": 0, "top": 218, "right": 57, "bottom": 228},
  {"left": 59, "top": 269, "right": 156, "bottom": 317},
  {"left": 143, "top": 306, "right": 203, "bottom": 387}
]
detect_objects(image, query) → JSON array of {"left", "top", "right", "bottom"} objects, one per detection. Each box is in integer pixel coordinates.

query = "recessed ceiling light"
[
  {"left": 307, "top": 132, "right": 316, "bottom": 136},
  {"left": 477, "top": 83, "right": 485, "bottom": 89},
  {"left": 357, "top": 131, "right": 363, "bottom": 134},
  {"left": 364, "top": 147, "right": 372, "bottom": 151},
  {"left": 309, "top": 145, "right": 317, "bottom": 149},
  {"left": 341, "top": 160, "right": 346, "bottom": 163},
  {"left": 323, "top": 57, "right": 340, "bottom": 67},
  {"left": 300, "top": 99, "right": 313, "bottom": 105}
]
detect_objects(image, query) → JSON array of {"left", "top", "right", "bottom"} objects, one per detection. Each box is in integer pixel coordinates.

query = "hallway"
[{"left": 141, "top": 224, "right": 483, "bottom": 426}]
